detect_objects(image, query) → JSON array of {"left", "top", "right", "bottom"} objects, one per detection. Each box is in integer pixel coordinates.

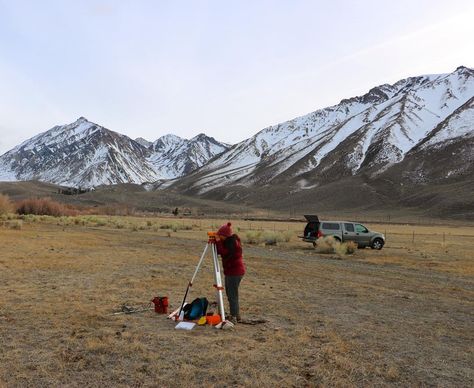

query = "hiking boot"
[
  {"left": 227, "top": 315, "right": 237, "bottom": 324},
  {"left": 236, "top": 315, "right": 242, "bottom": 323}
]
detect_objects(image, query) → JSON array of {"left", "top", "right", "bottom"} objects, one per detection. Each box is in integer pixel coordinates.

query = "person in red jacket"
[{"left": 215, "top": 222, "right": 246, "bottom": 323}]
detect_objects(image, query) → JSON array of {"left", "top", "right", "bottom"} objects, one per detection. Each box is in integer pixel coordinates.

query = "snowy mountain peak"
[
  {"left": 157, "top": 133, "right": 183, "bottom": 141},
  {"left": 135, "top": 137, "right": 153, "bottom": 148},
  {"left": 148, "top": 133, "right": 230, "bottom": 179},
  {"left": 1, "top": 66, "right": 472, "bottom": 191},
  {"left": 174, "top": 66, "right": 474, "bottom": 194},
  {"left": 190, "top": 133, "right": 208, "bottom": 141},
  {"left": 151, "top": 134, "right": 184, "bottom": 152},
  {"left": 0, "top": 119, "right": 230, "bottom": 187},
  {"left": 455, "top": 65, "right": 473, "bottom": 75}
]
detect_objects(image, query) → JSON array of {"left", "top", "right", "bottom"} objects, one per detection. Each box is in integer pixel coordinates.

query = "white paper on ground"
[{"left": 175, "top": 322, "right": 196, "bottom": 330}]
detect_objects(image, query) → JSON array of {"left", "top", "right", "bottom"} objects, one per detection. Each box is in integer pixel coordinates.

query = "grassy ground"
[{"left": 0, "top": 217, "right": 473, "bottom": 387}]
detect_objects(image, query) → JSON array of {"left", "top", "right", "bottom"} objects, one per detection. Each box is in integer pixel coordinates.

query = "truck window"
[
  {"left": 344, "top": 223, "right": 354, "bottom": 232},
  {"left": 322, "top": 222, "right": 340, "bottom": 230},
  {"left": 355, "top": 224, "right": 368, "bottom": 233}
]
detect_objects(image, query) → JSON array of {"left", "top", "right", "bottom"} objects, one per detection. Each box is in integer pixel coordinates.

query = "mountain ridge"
[
  {"left": 0, "top": 66, "right": 472, "bottom": 219},
  {"left": 0, "top": 117, "right": 229, "bottom": 187},
  {"left": 168, "top": 66, "right": 473, "bottom": 196}
]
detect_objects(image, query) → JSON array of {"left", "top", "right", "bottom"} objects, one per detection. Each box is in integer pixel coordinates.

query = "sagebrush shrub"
[
  {"left": 6, "top": 220, "right": 22, "bottom": 230},
  {"left": 334, "top": 241, "right": 358, "bottom": 255},
  {"left": 346, "top": 241, "right": 357, "bottom": 254},
  {"left": 282, "top": 230, "right": 293, "bottom": 242},
  {"left": 315, "top": 236, "right": 337, "bottom": 253},
  {"left": 245, "top": 230, "right": 262, "bottom": 244},
  {"left": 264, "top": 232, "right": 279, "bottom": 246},
  {"left": 245, "top": 230, "right": 292, "bottom": 245}
]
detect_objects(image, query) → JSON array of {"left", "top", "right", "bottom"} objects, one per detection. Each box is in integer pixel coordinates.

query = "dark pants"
[{"left": 225, "top": 275, "right": 243, "bottom": 317}]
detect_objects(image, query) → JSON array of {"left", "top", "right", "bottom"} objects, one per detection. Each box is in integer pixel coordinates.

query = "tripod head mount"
[{"left": 207, "top": 231, "right": 217, "bottom": 242}]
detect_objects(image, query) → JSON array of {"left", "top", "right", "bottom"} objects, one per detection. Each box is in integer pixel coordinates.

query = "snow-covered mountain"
[
  {"left": 171, "top": 66, "right": 474, "bottom": 195},
  {"left": 0, "top": 66, "right": 472, "bottom": 200},
  {"left": 0, "top": 117, "right": 229, "bottom": 187},
  {"left": 148, "top": 133, "right": 230, "bottom": 179}
]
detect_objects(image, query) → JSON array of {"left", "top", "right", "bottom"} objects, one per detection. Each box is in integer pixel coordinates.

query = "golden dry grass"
[
  {"left": 0, "top": 216, "right": 473, "bottom": 387},
  {"left": 0, "top": 194, "right": 13, "bottom": 215}
]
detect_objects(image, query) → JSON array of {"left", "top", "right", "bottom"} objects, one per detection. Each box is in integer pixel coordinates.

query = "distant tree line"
[{"left": 58, "top": 187, "right": 95, "bottom": 195}]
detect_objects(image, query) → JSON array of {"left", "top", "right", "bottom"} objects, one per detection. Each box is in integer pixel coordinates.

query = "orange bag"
[{"left": 206, "top": 314, "right": 222, "bottom": 326}]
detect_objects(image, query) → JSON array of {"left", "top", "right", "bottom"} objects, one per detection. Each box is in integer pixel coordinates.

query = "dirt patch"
[{"left": 0, "top": 219, "right": 473, "bottom": 386}]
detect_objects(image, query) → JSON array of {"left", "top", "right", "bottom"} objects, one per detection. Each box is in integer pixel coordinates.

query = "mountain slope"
[
  {"left": 148, "top": 133, "right": 229, "bottom": 179},
  {"left": 385, "top": 96, "right": 474, "bottom": 185},
  {"left": 0, "top": 117, "right": 157, "bottom": 187},
  {"left": 170, "top": 66, "right": 473, "bottom": 195},
  {"left": 0, "top": 66, "right": 472, "bottom": 218},
  {"left": 0, "top": 118, "right": 229, "bottom": 187}
]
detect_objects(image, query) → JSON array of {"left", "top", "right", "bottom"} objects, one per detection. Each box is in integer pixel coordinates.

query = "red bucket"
[{"left": 152, "top": 296, "right": 169, "bottom": 314}]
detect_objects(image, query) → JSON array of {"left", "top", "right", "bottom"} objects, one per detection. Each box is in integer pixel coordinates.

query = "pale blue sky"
[{"left": 1, "top": 0, "right": 473, "bottom": 153}]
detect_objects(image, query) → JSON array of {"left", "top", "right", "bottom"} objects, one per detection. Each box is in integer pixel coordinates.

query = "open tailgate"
[{"left": 304, "top": 215, "right": 319, "bottom": 222}]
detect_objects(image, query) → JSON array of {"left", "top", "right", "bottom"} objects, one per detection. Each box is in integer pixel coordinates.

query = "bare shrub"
[
  {"left": 28, "top": 215, "right": 39, "bottom": 223},
  {"left": 245, "top": 230, "right": 292, "bottom": 245},
  {"left": 114, "top": 221, "right": 126, "bottom": 229},
  {"left": 245, "top": 230, "right": 262, "bottom": 244},
  {"left": 95, "top": 219, "right": 108, "bottom": 227},
  {"left": 160, "top": 223, "right": 177, "bottom": 230},
  {"left": 334, "top": 241, "right": 358, "bottom": 256},
  {"left": 160, "top": 223, "right": 191, "bottom": 232},
  {"left": 6, "top": 220, "right": 22, "bottom": 230},
  {"left": 56, "top": 216, "right": 71, "bottom": 226},
  {"left": 282, "top": 230, "right": 293, "bottom": 242},
  {"left": 264, "top": 231, "right": 279, "bottom": 246},
  {"left": 334, "top": 242, "right": 347, "bottom": 256},
  {"left": 346, "top": 241, "right": 357, "bottom": 254},
  {"left": 386, "top": 366, "right": 400, "bottom": 382},
  {"left": 96, "top": 205, "right": 135, "bottom": 216},
  {"left": 315, "top": 236, "right": 338, "bottom": 253},
  {"left": 16, "top": 198, "right": 77, "bottom": 217},
  {"left": 0, "top": 194, "right": 13, "bottom": 215}
]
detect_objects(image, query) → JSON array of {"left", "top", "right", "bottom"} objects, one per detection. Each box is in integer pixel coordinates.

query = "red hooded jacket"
[{"left": 216, "top": 235, "right": 246, "bottom": 276}]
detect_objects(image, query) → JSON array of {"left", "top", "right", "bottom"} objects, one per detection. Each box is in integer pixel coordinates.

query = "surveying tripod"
[{"left": 177, "top": 232, "right": 231, "bottom": 327}]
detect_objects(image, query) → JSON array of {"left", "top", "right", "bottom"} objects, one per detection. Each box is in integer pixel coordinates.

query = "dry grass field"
[{"left": 0, "top": 216, "right": 473, "bottom": 387}]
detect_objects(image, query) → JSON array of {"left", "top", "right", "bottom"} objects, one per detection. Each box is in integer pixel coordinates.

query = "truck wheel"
[
  {"left": 371, "top": 238, "right": 384, "bottom": 250},
  {"left": 333, "top": 236, "right": 341, "bottom": 243}
]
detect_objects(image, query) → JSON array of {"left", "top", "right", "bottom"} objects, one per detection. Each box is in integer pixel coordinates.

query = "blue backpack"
[{"left": 183, "top": 297, "right": 208, "bottom": 320}]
